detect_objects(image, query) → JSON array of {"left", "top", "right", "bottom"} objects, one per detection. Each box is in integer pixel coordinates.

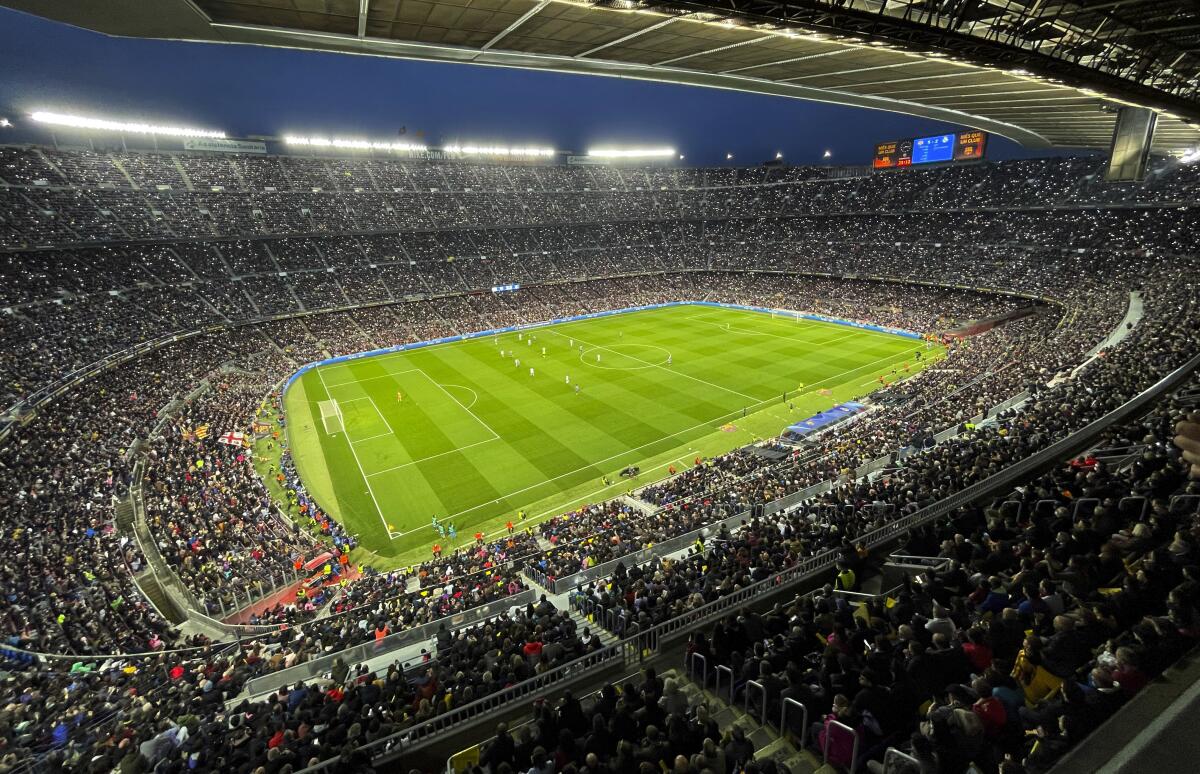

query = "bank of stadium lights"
[
  {"left": 284, "top": 135, "right": 427, "bottom": 152},
  {"left": 0, "top": 118, "right": 11, "bottom": 128},
  {"left": 726, "top": 153, "right": 734, "bottom": 160},
  {"left": 443, "top": 144, "right": 555, "bottom": 157},
  {"left": 30, "top": 111, "right": 225, "bottom": 138},
  {"left": 775, "top": 151, "right": 783, "bottom": 160},
  {"left": 823, "top": 150, "right": 833, "bottom": 159},
  {"left": 586, "top": 147, "right": 676, "bottom": 159}
]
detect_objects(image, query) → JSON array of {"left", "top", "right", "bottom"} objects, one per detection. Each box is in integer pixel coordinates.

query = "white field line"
[
  {"left": 314, "top": 367, "right": 400, "bottom": 538},
  {"left": 547, "top": 328, "right": 761, "bottom": 403},
  {"left": 819, "top": 329, "right": 885, "bottom": 347},
  {"left": 310, "top": 310, "right": 925, "bottom": 542},
  {"left": 392, "top": 453, "right": 699, "bottom": 543},
  {"left": 415, "top": 368, "right": 500, "bottom": 440},
  {"left": 357, "top": 374, "right": 500, "bottom": 474},
  {"left": 687, "top": 315, "right": 837, "bottom": 344},
  {"left": 689, "top": 315, "right": 898, "bottom": 350},
  {"left": 321, "top": 368, "right": 420, "bottom": 389},
  {"left": 353, "top": 431, "right": 394, "bottom": 444},
  {"left": 367, "top": 437, "right": 501, "bottom": 477},
  {"left": 398, "top": 331, "right": 920, "bottom": 526},
  {"left": 365, "top": 395, "right": 390, "bottom": 427},
  {"left": 707, "top": 309, "right": 917, "bottom": 343},
  {"left": 438, "top": 396, "right": 778, "bottom": 523},
  {"left": 440, "top": 383, "right": 480, "bottom": 409},
  {"left": 796, "top": 347, "right": 922, "bottom": 395}
]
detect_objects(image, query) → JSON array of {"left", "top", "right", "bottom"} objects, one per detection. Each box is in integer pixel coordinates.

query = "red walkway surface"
[{"left": 221, "top": 552, "right": 363, "bottom": 625}]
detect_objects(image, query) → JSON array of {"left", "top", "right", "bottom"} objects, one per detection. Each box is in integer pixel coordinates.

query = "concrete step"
[
  {"left": 747, "top": 723, "right": 776, "bottom": 750},
  {"left": 135, "top": 570, "right": 188, "bottom": 625},
  {"left": 569, "top": 609, "right": 620, "bottom": 647}
]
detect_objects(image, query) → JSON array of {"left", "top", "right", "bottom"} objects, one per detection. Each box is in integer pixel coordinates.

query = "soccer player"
[
  {"left": 515, "top": 358, "right": 521, "bottom": 368},
  {"left": 396, "top": 390, "right": 404, "bottom": 403},
  {"left": 449, "top": 524, "right": 457, "bottom": 541},
  {"left": 529, "top": 367, "right": 535, "bottom": 377},
  {"left": 432, "top": 515, "right": 439, "bottom": 531},
  {"left": 569, "top": 339, "right": 573, "bottom": 347},
  {"left": 667, "top": 354, "right": 672, "bottom": 366},
  {"left": 506, "top": 520, "right": 514, "bottom": 535},
  {"left": 541, "top": 347, "right": 546, "bottom": 357},
  {"left": 574, "top": 384, "right": 580, "bottom": 396},
  {"left": 596, "top": 353, "right": 601, "bottom": 363}
]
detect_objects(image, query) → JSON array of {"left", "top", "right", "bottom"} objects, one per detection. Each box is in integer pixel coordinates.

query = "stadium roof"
[{"left": 7, "top": 0, "right": 1200, "bottom": 154}]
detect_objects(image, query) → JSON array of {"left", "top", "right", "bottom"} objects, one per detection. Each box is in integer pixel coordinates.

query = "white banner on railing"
[{"left": 184, "top": 138, "right": 267, "bottom": 154}]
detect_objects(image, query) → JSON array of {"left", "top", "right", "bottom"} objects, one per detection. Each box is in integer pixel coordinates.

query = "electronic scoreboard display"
[
  {"left": 874, "top": 130, "right": 987, "bottom": 168},
  {"left": 953, "top": 130, "right": 987, "bottom": 160}
]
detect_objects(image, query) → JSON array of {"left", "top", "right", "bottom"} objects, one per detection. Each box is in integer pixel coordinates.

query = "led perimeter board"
[{"left": 874, "top": 130, "right": 987, "bottom": 169}]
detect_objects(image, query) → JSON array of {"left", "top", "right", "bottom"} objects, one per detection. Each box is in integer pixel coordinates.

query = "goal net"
[{"left": 319, "top": 399, "right": 344, "bottom": 435}]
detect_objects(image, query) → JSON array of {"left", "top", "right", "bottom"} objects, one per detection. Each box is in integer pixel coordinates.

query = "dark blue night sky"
[{"left": 0, "top": 7, "right": 1081, "bottom": 165}]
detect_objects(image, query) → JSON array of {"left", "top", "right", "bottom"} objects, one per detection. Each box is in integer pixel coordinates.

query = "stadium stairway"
[
  {"left": 567, "top": 605, "right": 621, "bottom": 649},
  {"left": 661, "top": 666, "right": 830, "bottom": 774},
  {"left": 114, "top": 497, "right": 190, "bottom": 625},
  {"left": 619, "top": 495, "right": 659, "bottom": 517}
]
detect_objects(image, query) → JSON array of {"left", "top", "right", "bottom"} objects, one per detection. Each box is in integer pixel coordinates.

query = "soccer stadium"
[{"left": 0, "top": 1, "right": 1199, "bottom": 773}]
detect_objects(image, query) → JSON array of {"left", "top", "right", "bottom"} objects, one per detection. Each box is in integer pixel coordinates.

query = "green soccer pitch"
[{"left": 283, "top": 304, "right": 942, "bottom": 565}]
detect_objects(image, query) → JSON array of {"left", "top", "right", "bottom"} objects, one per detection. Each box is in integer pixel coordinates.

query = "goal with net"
[{"left": 319, "top": 399, "right": 344, "bottom": 434}]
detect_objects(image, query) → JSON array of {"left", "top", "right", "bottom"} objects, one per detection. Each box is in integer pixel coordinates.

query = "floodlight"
[
  {"left": 0, "top": 118, "right": 11, "bottom": 128},
  {"left": 726, "top": 153, "right": 733, "bottom": 160},
  {"left": 443, "top": 144, "right": 555, "bottom": 157},
  {"left": 775, "top": 151, "right": 783, "bottom": 159},
  {"left": 587, "top": 147, "right": 676, "bottom": 159},
  {"left": 823, "top": 150, "right": 832, "bottom": 158},
  {"left": 284, "top": 135, "right": 427, "bottom": 152},
  {"left": 30, "top": 111, "right": 224, "bottom": 138}
]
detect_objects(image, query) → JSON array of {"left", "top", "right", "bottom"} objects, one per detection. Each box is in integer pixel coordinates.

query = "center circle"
[{"left": 578, "top": 343, "right": 673, "bottom": 370}]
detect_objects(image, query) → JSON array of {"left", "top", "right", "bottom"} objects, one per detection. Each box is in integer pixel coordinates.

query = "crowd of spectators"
[
  {"left": 0, "top": 595, "right": 594, "bottom": 773},
  {"left": 580, "top": 257, "right": 1197, "bottom": 636},
  {"left": 476, "top": 383, "right": 1200, "bottom": 774},
  {"left": 0, "top": 147, "right": 1197, "bottom": 772}
]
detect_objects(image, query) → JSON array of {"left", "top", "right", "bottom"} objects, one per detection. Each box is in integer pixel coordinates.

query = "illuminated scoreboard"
[
  {"left": 954, "top": 130, "right": 987, "bottom": 160},
  {"left": 874, "top": 130, "right": 987, "bottom": 168}
]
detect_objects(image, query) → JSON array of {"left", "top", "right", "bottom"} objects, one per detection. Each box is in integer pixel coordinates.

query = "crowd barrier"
[
  {"left": 543, "top": 508, "right": 750, "bottom": 595},
  {"left": 297, "top": 640, "right": 634, "bottom": 772},
  {"left": 241, "top": 589, "right": 535, "bottom": 697}
]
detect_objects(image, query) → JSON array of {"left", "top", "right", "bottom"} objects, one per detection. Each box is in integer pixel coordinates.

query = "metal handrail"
[
  {"left": 688, "top": 651, "right": 707, "bottom": 688},
  {"left": 715, "top": 665, "right": 735, "bottom": 705},
  {"left": 296, "top": 640, "right": 630, "bottom": 771},
  {"left": 745, "top": 679, "right": 767, "bottom": 726},
  {"left": 1171, "top": 494, "right": 1200, "bottom": 515},
  {"left": 882, "top": 747, "right": 921, "bottom": 774},
  {"left": 822, "top": 718, "right": 861, "bottom": 772},
  {"left": 781, "top": 697, "right": 808, "bottom": 747},
  {"left": 240, "top": 590, "right": 536, "bottom": 697}
]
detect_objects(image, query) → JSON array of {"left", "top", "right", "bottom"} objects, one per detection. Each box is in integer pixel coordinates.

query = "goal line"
[{"left": 319, "top": 399, "right": 344, "bottom": 435}]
